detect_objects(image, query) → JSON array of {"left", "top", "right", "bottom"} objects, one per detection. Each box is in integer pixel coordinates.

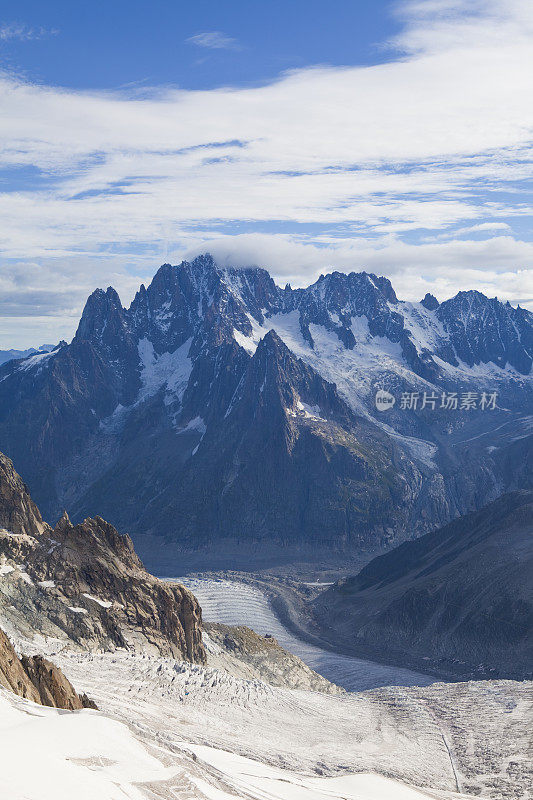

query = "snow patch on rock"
[
  {"left": 138, "top": 337, "right": 193, "bottom": 405},
  {"left": 398, "top": 301, "right": 446, "bottom": 354},
  {"left": 82, "top": 593, "right": 113, "bottom": 609},
  {"left": 17, "top": 349, "right": 58, "bottom": 372}
]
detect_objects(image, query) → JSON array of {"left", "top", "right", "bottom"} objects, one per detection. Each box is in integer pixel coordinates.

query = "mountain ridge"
[
  {"left": 311, "top": 490, "right": 533, "bottom": 680},
  {"left": 0, "top": 343, "right": 56, "bottom": 368},
  {"left": 0, "top": 255, "right": 531, "bottom": 570}
]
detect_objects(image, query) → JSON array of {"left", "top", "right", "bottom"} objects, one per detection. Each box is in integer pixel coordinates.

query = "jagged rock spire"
[{"left": 55, "top": 510, "right": 72, "bottom": 531}]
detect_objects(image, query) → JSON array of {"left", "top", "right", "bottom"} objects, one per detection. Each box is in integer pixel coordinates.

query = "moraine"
[{"left": 172, "top": 576, "right": 438, "bottom": 692}]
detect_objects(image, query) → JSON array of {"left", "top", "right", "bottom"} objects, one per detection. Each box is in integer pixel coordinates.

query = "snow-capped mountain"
[{"left": 0, "top": 255, "right": 531, "bottom": 569}]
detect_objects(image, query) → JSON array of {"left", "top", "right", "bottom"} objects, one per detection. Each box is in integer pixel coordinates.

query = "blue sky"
[
  {"left": 0, "top": 0, "right": 399, "bottom": 90},
  {"left": 0, "top": 0, "right": 532, "bottom": 346}
]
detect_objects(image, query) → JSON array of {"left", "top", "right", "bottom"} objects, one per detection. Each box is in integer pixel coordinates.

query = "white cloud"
[
  {"left": 391, "top": 0, "right": 533, "bottom": 54},
  {"left": 0, "top": 0, "right": 532, "bottom": 344},
  {"left": 0, "top": 22, "right": 58, "bottom": 41},
  {"left": 186, "top": 31, "right": 241, "bottom": 50}
]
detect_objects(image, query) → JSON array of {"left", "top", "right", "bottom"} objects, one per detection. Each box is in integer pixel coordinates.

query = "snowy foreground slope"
[
  {"left": 0, "top": 690, "right": 450, "bottom": 800},
  {"left": 16, "top": 647, "right": 526, "bottom": 800},
  {"left": 0, "top": 689, "right": 172, "bottom": 800},
  {"left": 0, "top": 686, "right": 437, "bottom": 800}
]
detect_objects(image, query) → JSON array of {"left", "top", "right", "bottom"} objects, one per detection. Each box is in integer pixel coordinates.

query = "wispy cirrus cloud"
[
  {"left": 0, "top": 22, "right": 58, "bottom": 42},
  {"left": 186, "top": 30, "right": 241, "bottom": 51}
]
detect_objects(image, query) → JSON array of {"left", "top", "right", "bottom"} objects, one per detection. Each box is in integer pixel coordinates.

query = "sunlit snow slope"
[{"left": 0, "top": 686, "right": 443, "bottom": 800}]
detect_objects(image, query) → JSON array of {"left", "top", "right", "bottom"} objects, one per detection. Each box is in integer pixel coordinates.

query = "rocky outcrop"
[
  {"left": 0, "top": 627, "right": 96, "bottom": 709},
  {"left": 27, "top": 512, "right": 205, "bottom": 661},
  {"left": 0, "top": 627, "right": 41, "bottom": 704},
  {"left": 312, "top": 491, "right": 533, "bottom": 680},
  {"left": 0, "top": 451, "right": 46, "bottom": 538},
  {"left": 0, "top": 451, "right": 206, "bottom": 663},
  {"left": 203, "top": 622, "right": 341, "bottom": 693}
]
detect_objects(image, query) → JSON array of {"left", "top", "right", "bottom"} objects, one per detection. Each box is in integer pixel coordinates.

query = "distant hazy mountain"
[
  {"left": 312, "top": 491, "right": 533, "bottom": 680},
  {"left": 0, "top": 255, "right": 530, "bottom": 570},
  {"left": 0, "top": 343, "right": 56, "bottom": 367}
]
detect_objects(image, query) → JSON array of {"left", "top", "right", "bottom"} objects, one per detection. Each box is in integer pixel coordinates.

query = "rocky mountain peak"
[
  {"left": 421, "top": 293, "right": 439, "bottom": 310},
  {"left": 73, "top": 285, "right": 135, "bottom": 375},
  {"left": 252, "top": 329, "right": 304, "bottom": 389},
  {"left": 363, "top": 272, "right": 398, "bottom": 304},
  {"left": 75, "top": 286, "right": 125, "bottom": 339},
  {"left": 246, "top": 329, "right": 351, "bottom": 426},
  {"left": 55, "top": 509, "right": 72, "bottom": 531},
  {"left": 187, "top": 252, "right": 218, "bottom": 277},
  {"left": 255, "top": 328, "right": 287, "bottom": 359},
  {"left": 437, "top": 289, "right": 532, "bottom": 373},
  {"left": 236, "top": 329, "right": 299, "bottom": 421},
  {"left": 291, "top": 269, "right": 404, "bottom": 351}
]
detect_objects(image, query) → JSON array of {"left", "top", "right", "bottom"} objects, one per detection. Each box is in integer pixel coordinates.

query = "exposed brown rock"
[
  {"left": 0, "top": 450, "right": 206, "bottom": 663},
  {"left": 0, "top": 627, "right": 40, "bottom": 703},
  {"left": 203, "top": 622, "right": 342, "bottom": 694},
  {"left": 20, "top": 653, "right": 97, "bottom": 709},
  {"left": 26, "top": 513, "right": 206, "bottom": 662},
  {"left": 0, "top": 452, "right": 45, "bottom": 538},
  {"left": 0, "top": 628, "right": 96, "bottom": 709}
]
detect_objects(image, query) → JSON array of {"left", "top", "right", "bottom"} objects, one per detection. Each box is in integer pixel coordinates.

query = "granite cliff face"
[
  {"left": 312, "top": 491, "right": 533, "bottom": 680},
  {"left": 0, "top": 255, "right": 531, "bottom": 569},
  {"left": 0, "top": 627, "right": 96, "bottom": 709},
  {"left": 0, "top": 449, "right": 46, "bottom": 538},
  {"left": 0, "top": 452, "right": 206, "bottom": 662}
]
